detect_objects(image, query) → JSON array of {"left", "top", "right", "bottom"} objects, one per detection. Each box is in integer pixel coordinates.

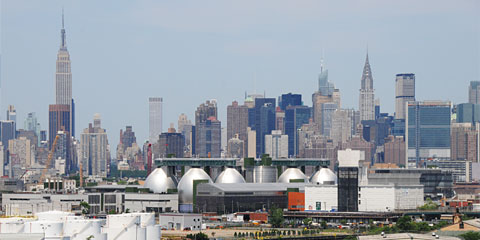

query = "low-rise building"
[{"left": 158, "top": 213, "right": 202, "bottom": 230}]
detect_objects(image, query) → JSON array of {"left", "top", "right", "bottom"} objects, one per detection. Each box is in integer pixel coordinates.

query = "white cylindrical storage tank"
[
  {"left": 0, "top": 218, "right": 33, "bottom": 233},
  {"left": 130, "top": 212, "right": 156, "bottom": 227},
  {"left": 64, "top": 218, "right": 106, "bottom": 240},
  {"left": 28, "top": 221, "right": 64, "bottom": 237},
  {"left": 146, "top": 225, "right": 161, "bottom": 240},
  {"left": 277, "top": 168, "right": 309, "bottom": 183},
  {"left": 253, "top": 166, "right": 277, "bottom": 183},
  {"left": 35, "top": 210, "right": 74, "bottom": 222}
]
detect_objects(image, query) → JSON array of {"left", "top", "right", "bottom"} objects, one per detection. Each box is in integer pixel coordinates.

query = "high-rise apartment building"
[
  {"left": 158, "top": 131, "right": 185, "bottom": 158},
  {"left": 395, "top": 73, "right": 415, "bottom": 119},
  {"left": 227, "top": 135, "right": 244, "bottom": 158},
  {"left": 80, "top": 114, "right": 110, "bottom": 177},
  {"left": 178, "top": 114, "right": 194, "bottom": 157},
  {"left": 265, "top": 130, "right": 288, "bottom": 159},
  {"left": 149, "top": 97, "right": 163, "bottom": 143},
  {"left": 406, "top": 101, "right": 451, "bottom": 168},
  {"left": 195, "top": 100, "right": 218, "bottom": 156},
  {"left": 8, "top": 137, "right": 34, "bottom": 168},
  {"left": 227, "top": 101, "right": 248, "bottom": 157},
  {"left": 48, "top": 104, "right": 70, "bottom": 147},
  {"left": 468, "top": 81, "right": 480, "bottom": 105},
  {"left": 196, "top": 117, "right": 221, "bottom": 158},
  {"left": 321, "top": 102, "right": 337, "bottom": 137},
  {"left": 120, "top": 126, "right": 136, "bottom": 149},
  {"left": 55, "top": 13, "right": 74, "bottom": 138},
  {"left": 331, "top": 109, "right": 354, "bottom": 146},
  {"left": 384, "top": 135, "right": 406, "bottom": 166},
  {"left": 359, "top": 53, "right": 375, "bottom": 121},
  {"left": 450, "top": 123, "right": 478, "bottom": 162},
  {"left": 285, "top": 105, "right": 311, "bottom": 157}
]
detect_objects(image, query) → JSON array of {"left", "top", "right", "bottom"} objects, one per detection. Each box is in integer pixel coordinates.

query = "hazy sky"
[{"left": 1, "top": 0, "right": 479, "bottom": 151}]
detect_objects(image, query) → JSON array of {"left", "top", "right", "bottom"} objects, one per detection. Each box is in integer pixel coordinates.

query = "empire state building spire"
[
  {"left": 61, "top": 9, "right": 66, "bottom": 49},
  {"left": 359, "top": 51, "right": 375, "bottom": 121}
]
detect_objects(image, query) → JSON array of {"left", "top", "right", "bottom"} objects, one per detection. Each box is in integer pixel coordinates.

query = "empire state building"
[
  {"left": 49, "top": 12, "right": 75, "bottom": 150},
  {"left": 56, "top": 14, "right": 72, "bottom": 107}
]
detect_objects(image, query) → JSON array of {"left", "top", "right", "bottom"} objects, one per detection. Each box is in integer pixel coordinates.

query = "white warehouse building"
[{"left": 305, "top": 183, "right": 424, "bottom": 212}]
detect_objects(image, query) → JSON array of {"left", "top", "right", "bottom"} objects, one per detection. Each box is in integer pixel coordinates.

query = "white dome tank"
[
  {"left": 143, "top": 168, "right": 177, "bottom": 193},
  {"left": 277, "top": 168, "right": 309, "bottom": 183},
  {"left": 310, "top": 167, "right": 337, "bottom": 185},
  {"left": 177, "top": 168, "right": 212, "bottom": 204},
  {"left": 215, "top": 168, "right": 246, "bottom": 183}
]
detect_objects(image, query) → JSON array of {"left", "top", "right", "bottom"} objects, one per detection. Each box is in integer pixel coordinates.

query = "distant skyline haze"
[{"left": 0, "top": 0, "right": 478, "bottom": 149}]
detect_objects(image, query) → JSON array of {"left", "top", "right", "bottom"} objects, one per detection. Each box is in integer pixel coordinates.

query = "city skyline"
[{"left": 0, "top": 1, "right": 478, "bottom": 149}]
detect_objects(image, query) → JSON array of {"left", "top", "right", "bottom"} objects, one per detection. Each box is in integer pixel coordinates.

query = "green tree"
[
  {"left": 460, "top": 231, "right": 480, "bottom": 240},
  {"left": 234, "top": 232, "right": 238, "bottom": 238},
  {"left": 303, "top": 218, "right": 313, "bottom": 226},
  {"left": 80, "top": 201, "right": 90, "bottom": 215},
  {"left": 397, "top": 216, "right": 414, "bottom": 231},
  {"left": 269, "top": 206, "right": 284, "bottom": 228},
  {"left": 186, "top": 232, "right": 208, "bottom": 240},
  {"left": 418, "top": 198, "right": 439, "bottom": 210},
  {"left": 340, "top": 219, "right": 348, "bottom": 225},
  {"left": 321, "top": 220, "right": 328, "bottom": 229}
]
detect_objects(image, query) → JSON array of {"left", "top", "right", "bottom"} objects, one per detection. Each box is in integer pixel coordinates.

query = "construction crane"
[{"left": 39, "top": 135, "right": 59, "bottom": 185}]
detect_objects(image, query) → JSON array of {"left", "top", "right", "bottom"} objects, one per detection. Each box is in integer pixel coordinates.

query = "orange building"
[{"left": 288, "top": 192, "right": 305, "bottom": 211}]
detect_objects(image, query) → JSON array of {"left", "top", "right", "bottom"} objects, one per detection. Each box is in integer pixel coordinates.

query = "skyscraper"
[
  {"left": 395, "top": 73, "right": 415, "bottom": 119},
  {"left": 278, "top": 93, "right": 302, "bottom": 111},
  {"left": 265, "top": 130, "right": 288, "bottom": 159},
  {"left": 406, "top": 101, "right": 451, "bottom": 168},
  {"left": 6, "top": 105, "right": 16, "bottom": 131},
  {"left": 80, "top": 114, "right": 110, "bottom": 177},
  {"left": 0, "top": 121, "right": 15, "bottom": 150},
  {"left": 195, "top": 100, "right": 218, "bottom": 156},
  {"left": 252, "top": 98, "right": 276, "bottom": 157},
  {"left": 120, "top": 126, "right": 136, "bottom": 149},
  {"left": 149, "top": 97, "right": 163, "bottom": 143},
  {"left": 196, "top": 117, "right": 221, "bottom": 158},
  {"left": 359, "top": 53, "right": 375, "bottom": 121},
  {"left": 227, "top": 101, "right": 248, "bottom": 157},
  {"left": 285, "top": 105, "right": 311, "bottom": 156},
  {"left": 178, "top": 113, "right": 194, "bottom": 157},
  {"left": 318, "top": 59, "right": 334, "bottom": 96},
  {"left": 24, "top": 112, "right": 41, "bottom": 146},
  {"left": 48, "top": 104, "right": 70, "bottom": 147},
  {"left": 55, "top": 12, "right": 74, "bottom": 137},
  {"left": 468, "top": 81, "right": 480, "bottom": 105},
  {"left": 312, "top": 58, "right": 337, "bottom": 133}
]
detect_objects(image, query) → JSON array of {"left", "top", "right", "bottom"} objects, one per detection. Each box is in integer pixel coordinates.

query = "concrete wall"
[{"left": 304, "top": 185, "right": 338, "bottom": 211}]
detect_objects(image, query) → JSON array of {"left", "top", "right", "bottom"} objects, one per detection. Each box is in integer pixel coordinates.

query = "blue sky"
[{"left": 1, "top": 0, "right": 479, "bottom": 150}]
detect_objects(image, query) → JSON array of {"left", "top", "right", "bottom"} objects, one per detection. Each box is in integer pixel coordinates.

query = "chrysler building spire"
[{"left": 359, "top": 51, "right": 375, "bottom": 121}]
